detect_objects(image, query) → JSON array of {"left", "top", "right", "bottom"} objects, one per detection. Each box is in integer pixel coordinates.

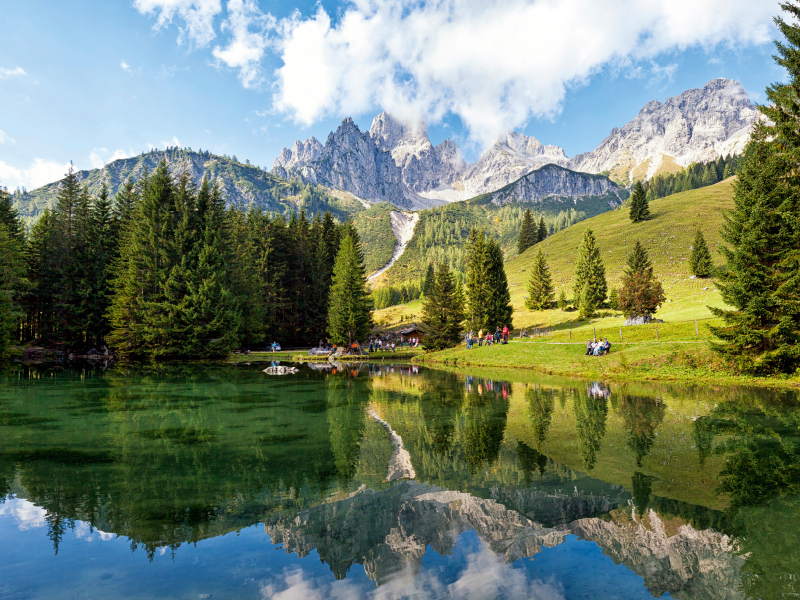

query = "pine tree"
[
  {"left": 617, "top": 241, "right": 666, "bottom": 319},
  {"left": 108, "top": 161, "right": 177, "bottom": 355},
  {"left": 537, "top": 216, "right": 548, "bottom": 244},
  {"left": 183, "top": 179, "right": 240, "bottom": 356},
  {"left": 578, "top": 283, "right": 596, "bottom": 318},
  {"left": 525, "top": 249, "right": 554, "bottom": 311},
  {"left": 689, "top": 230, "right": 713, "bottom": 278},
  {"left": 517, "top": 209, "right": 536, "bottom": 254},
  {"left": 723, "top": 163, "right": 733, "bottom": 180},
  {"left": 23, "top": 209, "right": 58, "bottom": 341},
  {"left": 0, "top": 225, "right": 24, "bottom": 355},
  {"left": 327, "top": 232, "right": 373, "bottom": 346},
  {"left": 573, "top": 228, "right": 607, "bottom": 312},
  {"left": 486, "top": 236, "right": 514, "bottom": 329},
  {"left": 557, "top": 289, "right": 568, "bottom": 311},
  {"left": 52, "top": 164, "right": 82, "bottom": 341},
  {"left": 609, "top": 287, "right": 619, "bottom": 310},
  {"left": 465, "top": 229, "right": 490, "bottom": 329},
  {"left": 83, "top": 183, "right": 117, "bottom": 346},
  {"left": 629, "top": 181, "right": 649, "bottom": 222},
  {"left": 421, "top": 263, "right": 465, "bottom": 350},
  {"left": 423, "top": 263, "right": 435, "bottom": 296},
  {"left": 0, "top": 185, "right": 23, "bottom": 243}
]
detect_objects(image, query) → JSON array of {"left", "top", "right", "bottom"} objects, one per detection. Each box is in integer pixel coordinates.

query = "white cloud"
[
  {"left": 89, "top": 148, "right": 131, "bottom": 168},
  {"left": 0, "top": 66, "right": 26, "bottom": 78},
  {"left": 0, "top": 158, "right": 71, "bottom": 191},
  {"left": 259, "top": 541, "right": 565, "bottom": 600},
  {"left": 121, "top": 60, "right": 133, "bottom": 74},
  {"left": 211, "top": 0, "right": 275, "bottom": 88},
  {"left": 0, "top": 498, "right": 48, "bottom": 530},
  {"left": 133, "top": 0, "right": 222, "bottom": 47},
  {"left": 0, "top": 130, "right": 14, "bottom": 144},
  {"left": 135, "top": 0, "right": 778, "bottom": 148},
  {"left": 161, "top": 136, "right": 181, "bottom": 148}
]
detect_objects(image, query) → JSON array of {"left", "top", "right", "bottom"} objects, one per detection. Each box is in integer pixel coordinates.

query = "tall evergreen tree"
[
  {"left": 23, "top": 209, "right": 58, "bottom": 341},
  {"left": 617, "top": 241, "right": 666, "bottom": 319},
  {"left": 422, "top": 263, "right": 436, "bottom": 297},
  {"left": 327, "top": 232, "right": 373, "bottom": 346},
  {"left": 421, "top": 263, "right": 465, "bottom": 350},
  {"left": 465, "top": 229, "right": 490, "bottom": 329},
  {"left": 525, "top": 249, "right": 555, "bottom": 311},
  {"left": 486, "top": 236, "right": 514, "bottom": 329},
  {"left": 51, "top": 164, "right": 82, "bottom": 341},
  {"left": 0, "top": 184, "right": 24, "bottom": 243},
  {"left": 517, "top": 209, "right": 537, "bottom": 254},
  {"left": 83, "top": 183, "right": 117, "bottom": 346},
  {"left": 629, "top": 181, "right": 649, "bottom": 222},
  {"left": 689, "top": 230, "right": 714, "bottom": 277},
  {"left": 537, "top": 216, "right": 548, "bottom": 244},
  {"left": 573, "top": 228, "right": 607, "bottom": 313},
  {"left": 0, "top": 225, "right": 24, "bottom": 356}
]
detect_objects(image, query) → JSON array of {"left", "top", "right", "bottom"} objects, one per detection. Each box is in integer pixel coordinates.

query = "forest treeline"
[
  {"left": 642, "top": 154, "right": 739, "bottom": 202},
  {"left": 0, "top": 161, "right": 363, "bottom": 357}
]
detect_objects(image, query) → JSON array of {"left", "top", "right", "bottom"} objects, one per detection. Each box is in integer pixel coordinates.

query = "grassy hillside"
[
  {"left": 353, "top": 203, "right": 397, "bottom": 274},
  {"left": 375, "top": 190, "right": 620, "bottom": 286},
  {"left": 10, "top": 148, "right": 364, "bottom": 226},
  {"left": 376, "top": 177, "right": 736, "bottom": 334}
]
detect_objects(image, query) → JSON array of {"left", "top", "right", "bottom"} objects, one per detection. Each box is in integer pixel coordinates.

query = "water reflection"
[{"left": 0, "top": 364, "right": 798, "bottom": 598}]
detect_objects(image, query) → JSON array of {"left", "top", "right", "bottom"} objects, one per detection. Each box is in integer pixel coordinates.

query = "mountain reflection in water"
[{"left": 0, "top": 363, "right": 798, "bottom": 599}]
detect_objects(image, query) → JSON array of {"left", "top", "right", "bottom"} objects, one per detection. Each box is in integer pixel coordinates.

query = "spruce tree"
[
  {"left": 184, "top": 179, "right": 240, "bottom": 356},
  {"left": 557, "top": 289, "right": 568, "bottom": 311},
  {"left": 723, "top": 163, "right": 733, "bottom": 180},
  {"left": 0, "top": 185, "right": 24, "bottom": 243},
  {"left": 421, "top": 263, "right": 465, "bottom": 350},
  {"left": 617, "top": 241, "right": 666, "bottom": 319},
  {"left": 0, "top": 225, "right": 24, "bottom": 356},
  {"left": 689, "top": 230, "right": 713, "bottom": 278},
  {"left": 525, "top": 249, "right": 555, "bottom": 311},
  {"left": 537, "top": 216, "right": 548, "bottom": 244},
  {"left": 573, "top": 228, "right": 607, "bottom": 312},
  {"left": 423, "top": 263, "right": 435, "bottom": 297},
  {"left": 578, "top": 283, "right": 596, "bottom": 318},
  {"left": 486, "top": 236, "right": 514, "bottom": 329},
  {"left": 52, "top": 164, "right": 82, "bottom": 340},
  {"left": 327, "top": 232, "right": 373, "bottom": 346},
  {"left": 629, "top": 181, "right": 649, "bottom": 222},
  {"left": 517, "top": 209, "right": 536, "bottom": 254},
  {"left": 84, "top": 183, "right": 117, "bottom": 346},
  {"left": 465, "top": 229, "right": 490, "bottom": 329}
]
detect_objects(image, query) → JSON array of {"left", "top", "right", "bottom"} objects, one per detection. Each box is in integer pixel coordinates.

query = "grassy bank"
[{"left": 413, "top": 336, "right": 800, "bottom": 388}]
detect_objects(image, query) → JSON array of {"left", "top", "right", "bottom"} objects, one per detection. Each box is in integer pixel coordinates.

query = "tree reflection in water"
[{"left": 695, "top": 388, "right": 800, "bottom": 599}]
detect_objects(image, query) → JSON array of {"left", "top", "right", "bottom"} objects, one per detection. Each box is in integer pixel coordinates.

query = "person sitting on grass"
[
  {"left": 486, "top": 332, "right": 493, "bottom": 346},
  {"left": 601, "top": 338, "right": 611, "bottom": 355},
  {"left": 585, "top": 339, "right": 593, "bottom": 356}
]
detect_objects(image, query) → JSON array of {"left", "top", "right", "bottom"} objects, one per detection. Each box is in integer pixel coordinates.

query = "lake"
[{"left": 0, "top": 362, "right": 797, "bottom": 599}]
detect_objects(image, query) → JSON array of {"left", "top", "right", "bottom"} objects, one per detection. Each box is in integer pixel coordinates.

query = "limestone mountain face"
[
  {"left": 570, "top": 78, "right": 759, "bottom": 183},
  {"left": 486, "top": 164, "right": 623, "bottom": 208},
  {"left": 272, "top": 113, "right": 575, "bottom": 209},
  {"left": 421, "top": 131, "right": 572, "bottom": 203}
]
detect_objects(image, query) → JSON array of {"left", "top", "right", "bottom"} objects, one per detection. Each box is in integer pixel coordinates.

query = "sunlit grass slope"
[{"left": 376, "top": 178, "right": 736, "bottom": 333}]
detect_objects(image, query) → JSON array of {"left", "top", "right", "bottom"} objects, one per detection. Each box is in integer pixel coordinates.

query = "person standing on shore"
[
  {"left": 502, "top": 325, "right": 509, "bottom": 344},
  {"left": 478, "top": 329, "right": 484, "bottom": 347}
]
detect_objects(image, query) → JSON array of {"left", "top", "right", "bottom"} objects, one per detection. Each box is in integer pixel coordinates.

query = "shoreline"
[{"left": 412, "top": 340, "right": 800, "bottom": 389}]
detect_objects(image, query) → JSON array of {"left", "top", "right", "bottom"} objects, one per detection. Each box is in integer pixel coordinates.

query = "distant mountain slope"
[
  {"left": 11, "top": 148, "right": 364, "bottom": 226},
  {"left": 372, "top": 167, "right": 623, "bottom": 286},
  {"left": 570, "top": 79, "right": 758, "bottom": 184}
]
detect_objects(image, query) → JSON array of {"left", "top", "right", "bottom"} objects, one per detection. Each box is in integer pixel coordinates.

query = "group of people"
[
  {"left": 586, "top": 338, "right": 611, "bottom": 356},
  {"left": 368, "top": 338, "right": 397, "bottom": 352},
  {"left": 465, "top": 326, "right": 510, "bottom": 349}
]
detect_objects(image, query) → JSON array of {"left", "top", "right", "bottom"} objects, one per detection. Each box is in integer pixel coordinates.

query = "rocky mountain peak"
[
  {"left": 369, "top": 112, "right": 429, "bottom": 153},
  {"left": 570, "top": 78, "right": 758, "bottom": 182}
]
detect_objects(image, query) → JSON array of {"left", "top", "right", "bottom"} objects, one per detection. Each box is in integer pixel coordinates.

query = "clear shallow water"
[{"left": 0, "top": 363, "right": 798, "bottom": 599}]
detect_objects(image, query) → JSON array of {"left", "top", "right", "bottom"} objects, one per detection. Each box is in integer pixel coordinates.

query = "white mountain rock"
[
  {"left": 570, "top": 78, "right": 759, "bottom": 182},
  {"left": 421, "top": 131, "right": 571, "bottom": 203}
]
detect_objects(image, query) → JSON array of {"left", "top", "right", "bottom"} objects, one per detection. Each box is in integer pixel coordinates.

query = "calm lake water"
[{"left": 0, "top": 362, "right": 797, "bottom": 599}]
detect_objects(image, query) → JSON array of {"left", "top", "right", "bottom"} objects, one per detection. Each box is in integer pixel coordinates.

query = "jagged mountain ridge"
[
  {"left": 11, "top": 148, "right": 364, "bottom": 225},
  {"left": 570, "top": 78, "right": 758, "bottom": 183},
  {"left": 273, "top": 112, "right": 579, "bottom": 208},
  {"left": 274, "top": 78, "right": 757, "bottom": 207}
]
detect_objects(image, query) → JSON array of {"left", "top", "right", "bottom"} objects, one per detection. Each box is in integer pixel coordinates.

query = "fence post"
[
  {"left": 695, "top": 319, "right": 699, "bottom": 335},
  {"left": 569, "top": 330, "right": 571, "bottom": 340},
  {"left": 593, "top": 326, "right": 596, "bottom": 339},
  {"left": 655, "top": 326, "right": 659, "bottom": 340},
  {"left": 619, "top": 328, "right": 622, "bottom": 340}
]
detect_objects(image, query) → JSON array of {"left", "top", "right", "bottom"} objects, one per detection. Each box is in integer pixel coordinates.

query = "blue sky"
[{"left": 0, "top": 0, "right": 784, "bottom": 191}]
